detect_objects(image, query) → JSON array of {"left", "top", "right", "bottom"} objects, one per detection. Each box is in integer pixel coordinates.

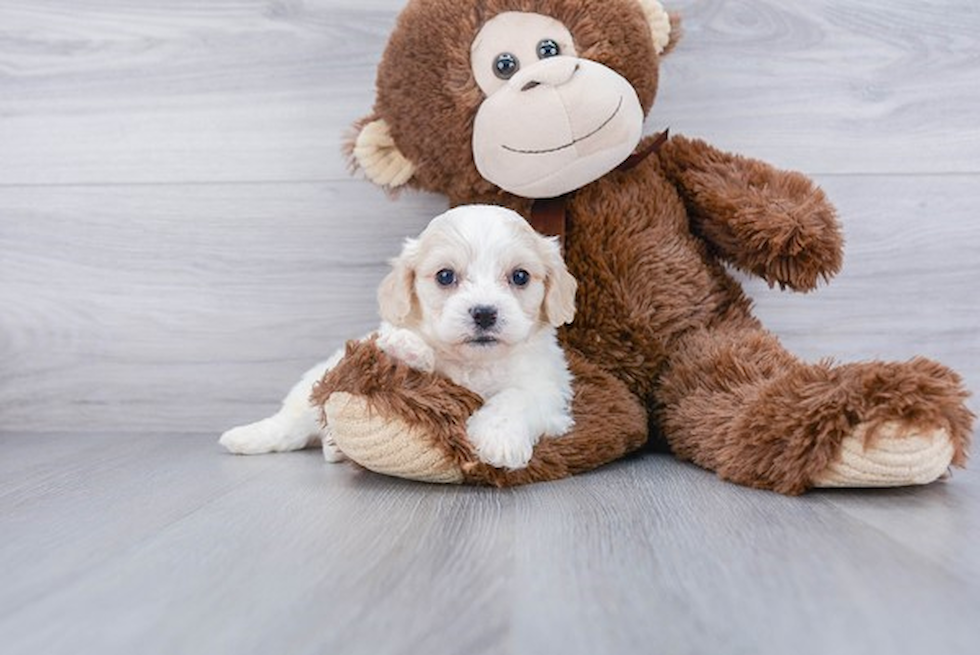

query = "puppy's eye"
[
  {"left": 493, "top": 53, "right": 519, "bottom": 79},
  {"left": 537, "top": 39, "right": 560, "bottom": 59},
  {"left": 510, "top": 268, "right": 530, "bottom": 287},
  {"left": 435, "top": 268, "right": 457, "bottom": 287}
]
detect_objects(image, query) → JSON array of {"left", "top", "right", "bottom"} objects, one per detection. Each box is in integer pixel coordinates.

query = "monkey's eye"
[
  {"left": 493, "top": 53, "right": 519, "bottom": 79},
  {"left": 537, "top": 39, "right": 561, "bottom": 59},
  {"left": 510, "top": 269, "right": 531, "bottom": 287},
  {"left": 435, "top": 268, "right": 457, "bottom": 287}
]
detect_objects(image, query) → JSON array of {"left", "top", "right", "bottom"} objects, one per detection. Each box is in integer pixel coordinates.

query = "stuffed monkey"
[{"left": 307, "top": 0, "right": 973, "bottom": 494}]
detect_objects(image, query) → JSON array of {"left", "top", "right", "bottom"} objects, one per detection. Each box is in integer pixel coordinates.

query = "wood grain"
[
  {"left": 1, "top": 0, "right": 979, "bottom": 185},
  {"left": 0, "top": 433, "right": 978, "bottom": 655},
  {"left": 0, "top": 181, "right": 448, "bottom": 432},
  {"left": 658, "top": 0, "right": 980, "bottom": 174},
  {"left": 0, "top": 0, "right": 395, "bottom": 185}
]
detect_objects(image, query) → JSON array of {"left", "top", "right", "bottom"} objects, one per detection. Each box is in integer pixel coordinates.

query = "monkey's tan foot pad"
[
  {"left": 813, "top": 421, "right": 954, "bottom": 488},
  {"left": 325, "top": 392, "right": 464, "bottom": 484}
]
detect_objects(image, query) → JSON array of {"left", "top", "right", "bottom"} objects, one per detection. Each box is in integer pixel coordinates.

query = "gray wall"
[{"left": 2, "top": 0, "right": 978, "bottom": 436}]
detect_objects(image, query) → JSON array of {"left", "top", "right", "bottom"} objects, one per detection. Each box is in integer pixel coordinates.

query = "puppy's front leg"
[
  {"left": 466, "top": 390, "right": 540, "bottom": 470},
  {"left": 376, "top": 327, "right": 435, "bottom": 373},
  {"left": 466, "top": 381, "right": 574, "bottom": 470}
]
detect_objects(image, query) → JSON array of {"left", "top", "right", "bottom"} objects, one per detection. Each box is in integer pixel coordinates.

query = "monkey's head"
[{"left": 350, "top": 0, "right": 679, "bottom": 200}]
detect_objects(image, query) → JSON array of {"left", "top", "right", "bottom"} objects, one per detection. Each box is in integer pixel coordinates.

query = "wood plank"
[
  {"left": 0, "top": 432, "right": 978, "bottom": 655},
  {"left": 0, "top": 181, "right": 448, "bottom": 433},
  {"left": 0, "top": 0, "right": 392, "bottom": 184},
  {"left": 818, "top": 477, "right": 980, "bottom": 583},
  {"left": 0, "top": 432, "right": 511, "bottom": 655},
  {"left": 2, "top": 0, "right": 979, "bottom": 185},
  {"left": 660, "top": 0, "right": 980, "bottom": 174},
  {"left": 510, "top": 462, "right": 980, "bottom": 655},
  {"left": 0, "top": 432, "right": 289, "bottom": 616}
]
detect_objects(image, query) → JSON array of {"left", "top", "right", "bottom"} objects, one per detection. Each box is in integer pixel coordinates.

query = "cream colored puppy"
[{"left": 219, "top": 205, "right": 577, "bottom": 470}]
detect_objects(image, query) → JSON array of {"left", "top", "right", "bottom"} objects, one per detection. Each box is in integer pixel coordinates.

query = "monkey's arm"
[{"left": 658, "top": 135, "right": 843, "bottom": 291}]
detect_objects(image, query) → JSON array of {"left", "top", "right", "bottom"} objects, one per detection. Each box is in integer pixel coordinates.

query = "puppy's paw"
[
  {"left": 377, "top": 328, "right": 435, "bottom": 373},
  {"left": 542, "top": 411, "right": 575, "bottom": 438},
  {"left": 219, "top": 418, "right": 290, "bottom": 455},
  {"left": 466, "top": 407, "right": 536, "bottom": 470},
  {"left": 322, "top": 439, "right": 347, "bottom": 463},
  {"left": 321, "top": 426, "right": 346, "bottom": 463}
]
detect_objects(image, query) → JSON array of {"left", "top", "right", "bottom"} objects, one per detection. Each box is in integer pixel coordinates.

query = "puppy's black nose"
[{"left": 470, "top": 305, "right": 498, "bottom": 330}]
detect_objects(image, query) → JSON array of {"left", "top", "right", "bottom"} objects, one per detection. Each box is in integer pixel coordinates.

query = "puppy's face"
[{"left": 378, "top": 205, "right": 576, "bottom": 360}]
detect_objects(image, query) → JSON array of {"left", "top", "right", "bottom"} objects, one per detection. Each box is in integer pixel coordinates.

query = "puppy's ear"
[
  {"left": 540, "top": 237, "right": 577, "bottom": 327},
  {"left": 377, "top": 238, "right": 419, "bottom": 326}
]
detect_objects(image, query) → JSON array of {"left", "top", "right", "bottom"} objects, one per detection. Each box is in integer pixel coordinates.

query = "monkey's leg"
[
  {"left": 313, "top": 340, "right": 648, "bottom": 485},
  {"left": 656, "top": 325, "right": 973, "bottom": 494}
]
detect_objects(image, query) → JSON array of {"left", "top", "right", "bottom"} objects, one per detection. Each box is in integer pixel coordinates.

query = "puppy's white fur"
[{"left": 219, "top": 205, "right": 577, "bottom": 470}]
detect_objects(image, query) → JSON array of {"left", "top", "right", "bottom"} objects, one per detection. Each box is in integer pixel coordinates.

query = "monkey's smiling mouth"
[{"left": 501, "top": 96, "right": 623, "bottom": 155}]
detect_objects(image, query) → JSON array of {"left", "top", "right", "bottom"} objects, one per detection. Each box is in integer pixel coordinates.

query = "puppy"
[{"left": 219, "top": 204, "right": 578, "bottom": 470}]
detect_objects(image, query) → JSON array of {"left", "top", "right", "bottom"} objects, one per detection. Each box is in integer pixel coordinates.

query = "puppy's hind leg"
[{"left": 219, "top": 352, "right": 345, "bottom": 458}]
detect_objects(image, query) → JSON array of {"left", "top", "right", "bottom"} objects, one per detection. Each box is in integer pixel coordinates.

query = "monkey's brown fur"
[{"left": 320, "top": 0, "right": 973, "bottom": 493}]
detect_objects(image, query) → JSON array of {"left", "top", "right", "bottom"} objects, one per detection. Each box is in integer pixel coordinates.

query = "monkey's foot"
[
  {"left": 325, "top": 392, "right": 464, "bottom": 483},
  {"left": 813, "top": 421, "right": 956, "bottom": 488}
]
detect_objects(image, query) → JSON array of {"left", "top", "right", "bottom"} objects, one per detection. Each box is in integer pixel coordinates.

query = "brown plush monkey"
[{"left": 312, "top": 0, "right": 973, "bottom": 494}]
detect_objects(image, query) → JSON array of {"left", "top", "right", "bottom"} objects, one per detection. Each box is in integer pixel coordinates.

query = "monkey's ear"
[
  {"left": 636, "top": 1, "right": 681, "bottom": 55},
  {"left": 347, "top": 115, "right": 416, "bottom": 189}
]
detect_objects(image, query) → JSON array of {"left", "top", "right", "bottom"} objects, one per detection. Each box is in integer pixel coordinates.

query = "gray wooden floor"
[
  {"left": 2, "top": 1, "right": 980, "bottom": 653},
  {"left": 2, "top": 432, "right": 980, "bottom": 655}
]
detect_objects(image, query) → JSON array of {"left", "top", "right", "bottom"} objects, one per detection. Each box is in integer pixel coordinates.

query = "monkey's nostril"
[{"left": 521, "top": 81, "right": 541, "bottom": 92}]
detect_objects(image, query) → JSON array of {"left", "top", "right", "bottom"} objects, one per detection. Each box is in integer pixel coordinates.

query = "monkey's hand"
[{"left": 659, "top": 135, "right": 843, "bottom": 292}]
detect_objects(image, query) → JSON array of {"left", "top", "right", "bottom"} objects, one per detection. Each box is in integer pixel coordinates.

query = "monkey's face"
[
  {"left": 353, "top": 0, "right": 676, "bottom": 201},
  {"left": 470, "top": 12, "right": 645, "bottom": 198}
]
